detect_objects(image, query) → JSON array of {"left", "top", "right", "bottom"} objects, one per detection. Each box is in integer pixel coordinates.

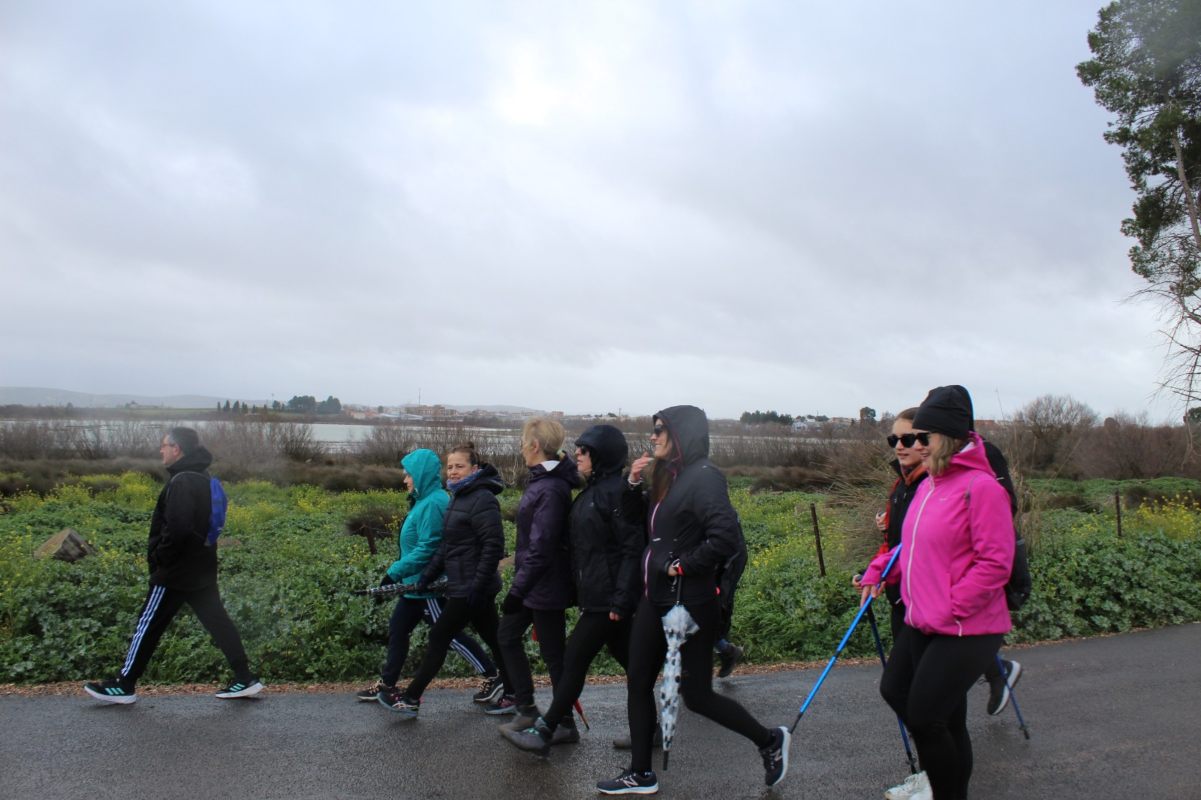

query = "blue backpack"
[
  {"left": 206, "top": 477, "right": 228, "bottom": 547},
  {"left": 168, "top": 473, "right": 228, "bottom": 547}
]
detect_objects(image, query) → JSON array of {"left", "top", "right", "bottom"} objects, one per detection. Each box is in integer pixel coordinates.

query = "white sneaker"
[{"left": 884, "top": 770, "right": 930, "bottom": 800}]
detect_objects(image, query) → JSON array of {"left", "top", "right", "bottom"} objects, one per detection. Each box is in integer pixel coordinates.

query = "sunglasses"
[
  {"left": 652, "top": 425, "right": 666, "bottom": 437},
  {"left": 576, "top": 444, "right": 591, "bottom": 456},
  {"left": 886, "top": 432, "right": 933, "bottom": 448}
]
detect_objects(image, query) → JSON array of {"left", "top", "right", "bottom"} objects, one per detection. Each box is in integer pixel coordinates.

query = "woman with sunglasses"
[
  {"left": 595, "top": 405, "right": 790, "bottom": 795},
  {"left": 859, "top": 387, "right": 1015, "bottom": 800},
  {"left": 500, "top": 423, "right": 644, "bottom": 756},
  {"left": 856, "top": 407, "right": 927, "bottom": 639}
]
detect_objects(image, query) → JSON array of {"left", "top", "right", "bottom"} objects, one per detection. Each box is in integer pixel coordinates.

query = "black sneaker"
[
  {"left": 378, "top": 691, "right": 420, "bottom": 719},
  {"left": 759, "top": 726, "right": 790, "bottom": 787},
  {"left": 597, "top": 769, "right": 659, "bottom": 795},
  {"left": 717, "top": 643, "right": 744, "bottom": 678},
  {"left": 473, "top": 674, "right": 504, "bottom": 704},
  {"left": 484, "top": 694, "right": 518, "bottom": 715},
  {"left": 500, "top": 716, "right": 552, "bottom": 756},
  {"left": 84, "top": 679, "right": 137, "bottom": 705},
  {"left": 987, "top": 660, "right": 1022, "bottom": 716},
  {"left": 356, "top": 681, "right": 392, "bottom": 702},
  {"left": 216, "top": 678, "right": 264, "bottom": 699}
]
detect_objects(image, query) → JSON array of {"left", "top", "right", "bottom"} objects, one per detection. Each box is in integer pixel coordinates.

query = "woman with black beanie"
[
  {"left": 500, "top": 423, "right": 644, "bottom": 755},
  {"left": 594, "top": 406, "right": 790, "bottom": 795},
  {"left": 859, "top": 386, "right": 1015, "bottom": 800}
]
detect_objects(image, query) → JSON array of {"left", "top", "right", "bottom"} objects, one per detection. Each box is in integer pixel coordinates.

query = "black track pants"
[
  {"left": 118, "top": 583, "right": 250, "bottom": 685},
  {"left": 403, "top": 595, "right": 509, "bottom": 700},
  {"left": 381, "top": 597, "right": 496, "bottom": 686}
]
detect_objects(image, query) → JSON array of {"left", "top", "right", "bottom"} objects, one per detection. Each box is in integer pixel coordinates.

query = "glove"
[
  {"left": 501, "top": 591, "right": 524, "bottom": 615},
  {"left": 379, "top": 573, "right": 396, "bottom": 587}
]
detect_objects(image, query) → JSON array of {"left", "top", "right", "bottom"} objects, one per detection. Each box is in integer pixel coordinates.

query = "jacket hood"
[
  {"left": 655, "top": 405, "right": 709, "bottom": 467},
  {"left": 529, "top": 453, "right": 582, "bottom": 489},
  {"left": 575, "top": 424, "right": 628, "bottom": 480},
  {"left": 453, "top": 462, "right": 506, "bottom": 495},
  {"left": 167, "top": 445, "right": 213, "bottom": 476},
  {"left": 401, "top": 449, "right": 444, "bottom": 500},
  {"left": 942, "top": 432, "right": 995, "bottom": 478}
]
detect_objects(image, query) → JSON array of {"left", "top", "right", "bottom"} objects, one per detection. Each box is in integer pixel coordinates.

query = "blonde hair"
[
  {"left": 521, "top": 417, "right": 565, "bottom": 460},
  {"left": 927, "top": 433, "right": 968, "bottom": 476}
]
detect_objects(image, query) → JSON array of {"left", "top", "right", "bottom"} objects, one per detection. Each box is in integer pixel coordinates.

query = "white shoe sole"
[
  {"left": 84, "top": 686, "right": 136, "bottom": 704},
  {"left": 990, "top": 662, "right": 1022, "bottom": 716},
  {"left": 767, "top": 726, "right": 790, "bottom": 787},
  {"left": 216, "top": 681, "right": 263, "bottom": 699}
]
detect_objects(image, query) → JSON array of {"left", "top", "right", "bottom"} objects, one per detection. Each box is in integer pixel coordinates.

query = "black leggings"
[
  {"left": 119, "top": 583, "right": 250, "bottom": 684},
  {"left": 497, "top": 607, "right": 567, "bottom": 709},
  {"left": 381, "top": 596, "right": 496, "bottom": 686},
  {"left": 403, "top": 595, "right": 509, "bottom": 700},
  {"left": 881, "top": 627, "right": 1004, "bottom": 800},
  {"left": 626, "top": 597, "right": 771, "bottom": 773},
  {"left": 541, "top": 611, "right": 631, "bottom": 731}
]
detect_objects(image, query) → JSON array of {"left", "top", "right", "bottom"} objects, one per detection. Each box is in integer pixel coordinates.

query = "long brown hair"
[{"left": 927, "top": 433, "right": 968, "bottom": 476}]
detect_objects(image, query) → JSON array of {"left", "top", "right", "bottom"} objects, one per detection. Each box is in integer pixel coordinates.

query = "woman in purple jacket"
[
  {"left": 491, "top": 417, "right": 579, "bottom": 734},
  {"left": 860, "top": 386, "right": 1015, "bottom": 800}
]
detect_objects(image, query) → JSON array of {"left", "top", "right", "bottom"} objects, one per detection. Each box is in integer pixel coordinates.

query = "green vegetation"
[{"left": 1, "top": 473, "right": 1200, "bottom": 685}]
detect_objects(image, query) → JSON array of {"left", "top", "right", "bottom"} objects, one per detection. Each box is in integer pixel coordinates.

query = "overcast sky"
[{"left": 0, "top": 1, "right": 1179, "bottom": 421}]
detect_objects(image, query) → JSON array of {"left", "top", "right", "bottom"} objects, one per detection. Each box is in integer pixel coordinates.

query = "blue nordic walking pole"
[
  {"left": 789, "top": 545, "right": 902, "bottom": 734},
  {"left": 865, "top": 604, "right": 919, "bottom": 774},
  {"left": 997, "top": 654, "right": 1031, "bottom": 739}
]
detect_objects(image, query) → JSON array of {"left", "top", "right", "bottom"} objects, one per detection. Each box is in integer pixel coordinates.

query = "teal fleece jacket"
[{"left": 386, "top": 449, "right": 450, "bottom": 598}]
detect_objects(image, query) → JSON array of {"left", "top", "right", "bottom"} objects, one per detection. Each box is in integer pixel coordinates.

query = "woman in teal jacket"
[{"left": 355, "top": 448, "right": 502, "bottom": 705}]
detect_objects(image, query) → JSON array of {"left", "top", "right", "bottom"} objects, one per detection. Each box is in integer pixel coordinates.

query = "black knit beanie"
[{"left": 913, "top": 386, "right": 972, "bottom": 440}]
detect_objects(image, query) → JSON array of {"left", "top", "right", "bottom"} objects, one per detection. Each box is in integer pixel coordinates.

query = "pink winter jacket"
[{"left": 862, "top": 433, "right": 1014, "bottom": 637}]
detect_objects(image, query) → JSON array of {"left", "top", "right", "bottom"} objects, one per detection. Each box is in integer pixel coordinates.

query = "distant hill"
[
  {"left": 0, "top": 388, "right": 540, "bottom": 415},
  {"left": 0, "top": 387, "right": 248, "bottom": 409}
]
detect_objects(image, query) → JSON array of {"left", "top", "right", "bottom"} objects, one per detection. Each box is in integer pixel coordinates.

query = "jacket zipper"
[{"left": 905, "top": 480, "right": 935, "bottom": 627}]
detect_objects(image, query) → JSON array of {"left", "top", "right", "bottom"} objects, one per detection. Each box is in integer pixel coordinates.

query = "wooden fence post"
[
  {"left": 810, "top": 502, "right": 826, "bottom": 577},
  {"left": 1114, "top": 490, "right": 1122, "bottom": 538}
]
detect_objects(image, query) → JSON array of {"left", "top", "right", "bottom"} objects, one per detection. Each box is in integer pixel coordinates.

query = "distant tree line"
[
  {"left": 216, "top": 395, "right": 343, "bottom": 416},
  {"left": 740, "top": 410, "right": 794, "bottom": 425}
]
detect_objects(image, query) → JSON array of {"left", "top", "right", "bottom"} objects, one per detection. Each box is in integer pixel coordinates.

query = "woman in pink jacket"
[{"left": 860, "top": 386, "right": 1014, "bottom": 800}]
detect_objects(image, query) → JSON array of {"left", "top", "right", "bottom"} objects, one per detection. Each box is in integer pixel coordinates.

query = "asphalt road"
[{"left": 2, "top": 623, "right": 1198, "bottom": 800}]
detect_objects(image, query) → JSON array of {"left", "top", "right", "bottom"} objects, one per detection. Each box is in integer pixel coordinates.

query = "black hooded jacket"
[
  {"left": 422, "top": 464, "right": 505, "bottom": 600},
  {"left": 623, "top": 405, "right": 741, "bottom": 607},
  {"left": 148, "top": 446, "right": 219, "bottom": 590},
  {"left": 569, "top": 425, "right": 644, "bottom": 617}
]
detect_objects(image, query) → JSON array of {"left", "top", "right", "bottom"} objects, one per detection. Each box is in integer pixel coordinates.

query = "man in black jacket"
[{"left": 84, "top": 427, "right": 261, "bottom": 704}]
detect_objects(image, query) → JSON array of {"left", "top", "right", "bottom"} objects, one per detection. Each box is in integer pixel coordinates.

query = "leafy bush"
[{"left": 2, "top": 472, "right": 1200, "bottom": 685}]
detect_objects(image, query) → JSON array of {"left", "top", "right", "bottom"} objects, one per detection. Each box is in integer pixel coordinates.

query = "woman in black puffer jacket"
[
  {"left": 384, "top": 444, "right": 511, "bottom": 718},
  {"left": 500, "top": 423, "right": 644, "bottom": 755},
  {"left": 594, "top": 406, "right": 790, "bottom": 796}
]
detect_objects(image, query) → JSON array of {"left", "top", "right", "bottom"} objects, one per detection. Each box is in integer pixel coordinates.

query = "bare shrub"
[
  {"left": 267, "top": 422, "right": 326, "bottom": 462},
  {"left": 354, "top": 424, "right": 418, "bottom": 465},
  {"left": 1010, "top": 394, "right": 1098, "bottom": 476},
  {"left": 0, "top": 421, "right": 75, "bottom": 459},
  {"left": 1071, "top": 414, "right": 1192, "bottom": 480},
  {"left": 200, "top": 422, "right": 282, "bottom": 472}
]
